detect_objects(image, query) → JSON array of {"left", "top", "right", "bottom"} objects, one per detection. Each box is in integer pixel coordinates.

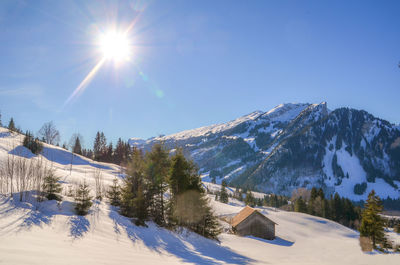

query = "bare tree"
[
  {"left": 93, "top": 168, "right": 104, "bottom": 201},
  {"left": 291, "top": 187, "right": 311, "bottom": 202},
  {"left": 0, "top": 154, "right": 52, "bottom": 202},
  {"left": 38, "top": 121, "right": 60, "bottom": 145}
]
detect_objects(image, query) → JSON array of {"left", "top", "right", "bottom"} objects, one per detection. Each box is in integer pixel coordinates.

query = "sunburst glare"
[{"left": 99, "top": 30, "right": 131, "bottom": 62}]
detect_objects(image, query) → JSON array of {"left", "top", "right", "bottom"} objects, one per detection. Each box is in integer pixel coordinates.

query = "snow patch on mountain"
[
  {"left": 262, "top": 103, "right": 309, "bottom": 122},
  {"left": 323, "top": 140, "right": 400, "bottom": 200}
]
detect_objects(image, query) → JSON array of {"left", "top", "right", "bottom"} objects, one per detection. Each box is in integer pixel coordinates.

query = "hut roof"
[{"left": 231, "top": 206, "right": 277, "bottom": 228}]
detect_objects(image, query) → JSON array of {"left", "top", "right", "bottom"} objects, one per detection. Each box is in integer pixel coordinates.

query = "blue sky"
[{"left": 0, "top": 0, "right": 399, "bottom": 148}]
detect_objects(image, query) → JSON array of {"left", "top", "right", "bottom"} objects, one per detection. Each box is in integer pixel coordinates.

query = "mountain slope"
[{"left": 130, "top": 103, "right": 400, "bottom": 200}]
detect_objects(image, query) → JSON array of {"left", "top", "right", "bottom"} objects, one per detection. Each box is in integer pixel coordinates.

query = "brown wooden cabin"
[{"left": 231, "top": 206, "right": 276, "bottom": 240}]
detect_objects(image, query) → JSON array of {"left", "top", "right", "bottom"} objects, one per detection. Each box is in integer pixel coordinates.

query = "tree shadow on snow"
[
  {"left": 304, "top": 216, "right": 328, "bottom": 224},
  {"left": 1, "top": 194, "right": 91, "bottom": 239},
  {"left": 8, "top": 145, "right": 113, "bottom": 170},
  {"left": 69, "top": 215, "right": 90, "bottom": 239},
  {"left": 109, "top": 209, "right": 254, "bottom": 265},
  {"left": 8, "top": 145, "right": 36, "bottom": 159},
  {"left": 0, "top": 131, "right": 11, "bottom": 138},
  {"left": 247, "top": 236, "right": 294, "bottom": 247},
  {"left": 41, "top": 146, "right": 112, "bottom": 170}
]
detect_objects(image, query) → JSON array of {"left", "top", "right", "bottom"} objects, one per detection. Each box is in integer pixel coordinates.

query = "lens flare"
[{"left": 63, "top": 58, "right": 106, "bottom": 106}]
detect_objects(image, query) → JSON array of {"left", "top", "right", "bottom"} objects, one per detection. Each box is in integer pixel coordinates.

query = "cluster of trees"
[
  {"left": 382, "top": 197, "right": 400, "bottom": 211},
  {"left": 66, "top": 132, "right": 132, "bottom": 166},
  {"left": 23, "top": 131, "right": 43, "bottom": 155},
  {"left": 107, "top": 144, "right": 221, "bottom": 239},
  {"left": 1, "top": 115, "right": 132, "bottom": 167},
  {"left": 92, "top": 133, "right": 132, "bottom": 165},
  {"left": 291, "top": 187, "right": 361, "bottom": 229},
  {"left": 215, "top": 183, "right": 289, "bottom": 209},
  {"left": 263, "top": 194, "right": 289, "bottom": 208},
  {"left": 214, "top": 183, "right": 257, "bottom": 207}
]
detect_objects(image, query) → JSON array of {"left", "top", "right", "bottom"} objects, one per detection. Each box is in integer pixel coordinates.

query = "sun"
[{"left": 99, "top": 31, "right": 131, "bottom": 62}]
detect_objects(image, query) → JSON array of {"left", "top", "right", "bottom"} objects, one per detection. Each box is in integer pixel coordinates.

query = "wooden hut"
[{"left": 231, "top": 206, "right": 276, "bottom": 240}]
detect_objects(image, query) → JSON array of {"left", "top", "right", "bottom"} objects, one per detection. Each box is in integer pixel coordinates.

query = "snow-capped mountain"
[{"left": 129, "top": 103, "right": 400, "bottom": 200}]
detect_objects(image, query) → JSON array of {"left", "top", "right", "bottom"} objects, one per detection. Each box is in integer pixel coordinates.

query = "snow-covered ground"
[{"left": 1, "top": 127, "right": 400, "bottom": 264}]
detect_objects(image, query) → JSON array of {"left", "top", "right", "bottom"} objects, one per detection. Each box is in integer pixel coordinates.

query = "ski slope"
[{"left": 0, "top": 127, "right": 399, "bottom": 264}]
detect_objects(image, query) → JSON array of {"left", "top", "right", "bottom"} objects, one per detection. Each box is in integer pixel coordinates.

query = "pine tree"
[
  {"left": 167, "top": 149, "right": 221, "bottom": 238},
  {"left": 245, "top": 191, "right": 255, "bottom": 207},
  {"left": 120, "top": 149, "right": 148, "bottom": 225},
  {"left": 43, "top": 171, "right": 62, "bottom": 201},
  {"left": 106, "top": 178, "right": 121, "bottom": 206},
  {"left": 8, "top": 117, "right": 16, "bottom": 132},
  {"left": 145, "top": 143, "right": 170, "bottom": 226},
  {"left": 331, "top": 193, "right": 343, "bottom": 222},
  {"left": 219, "top": 180, "right": 229, "bottom": 204},
  {"left": 310, "top": 187, "right": 318, "bottom": 200},
  {"left": 74, "top": 182, "right": 93, "bottom": 215},
  {"left": 93, "top": 132, "right": 101, "bottom": 160},
  {"left": 73, "top": 136, "right": 82, "bottom": 155},
  {"left": 317, "top": 188, "right": 325, "bottom": 199},
  {"left": 294, "top": 197, "right": 307, "bottom": 213},
  {"left": 194, "top": 191, "right": 222, "bottom": 240},
  {"left": 168, "top": 149, "right": 198, "bottom": 226},
  {"left": 114, "top": 138, "right": 128, "bottom": 165},
  {"left": 106, "top": 142, "right": 113, "bottom": 162},
  {"left": 359, "top": 190, "right": 385, "bottom": 249}
]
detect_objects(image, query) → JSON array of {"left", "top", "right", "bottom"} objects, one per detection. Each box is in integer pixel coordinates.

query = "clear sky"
[{"left": 0, "top": 0, "right": 399, "bottom": 148}]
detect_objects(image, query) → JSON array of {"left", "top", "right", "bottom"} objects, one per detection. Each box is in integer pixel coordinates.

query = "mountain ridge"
[{"left": 129, "top": 102, "right": 400, "bottom": 200}]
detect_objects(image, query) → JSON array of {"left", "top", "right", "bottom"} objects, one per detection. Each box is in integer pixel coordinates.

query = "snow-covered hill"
[
  {"left": 1, "top": 193, "right": 400, "bottom": 264},
  {"left": 0, "top": 127, "right": 399, "bottom": 264},
  {"left": 129, "top": 102, "right": 400, "bottom": 200}
]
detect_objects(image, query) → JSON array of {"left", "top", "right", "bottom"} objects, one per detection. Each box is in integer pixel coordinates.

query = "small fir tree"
[
  {"left": 219, "top": 180, "right": 229, "bottom": 204},
  {"left": 8, "top": 117, "right": 16, "bottom": 132},
  {"left": 73, "top": 136, "right": 82, "bottom": 155},
  {"left": 74, "top": 182, "right": 93, "bottom": 215},
  {"left": 43, "top": 172, "right": 62, "bottom": 201},
  {"left": 359, "top": 190, "right": 385, "bottom": 249},
  {"left": 106, "top": 178, "right": 121, "bottom": 206}
]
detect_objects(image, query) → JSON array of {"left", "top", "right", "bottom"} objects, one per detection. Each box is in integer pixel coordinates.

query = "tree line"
[
  {"left": 1, "top": 116, "right": 133, "bottom": 166},
  {"left": 290, "top": 187, "right": 361, "bottom": 229}
]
